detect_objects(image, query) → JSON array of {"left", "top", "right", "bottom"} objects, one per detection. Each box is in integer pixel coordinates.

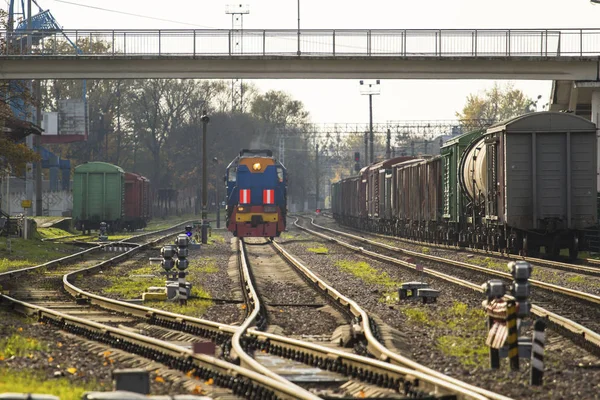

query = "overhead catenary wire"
[{"left": 51, "top": 0, "right": 216, "bottom": 28}]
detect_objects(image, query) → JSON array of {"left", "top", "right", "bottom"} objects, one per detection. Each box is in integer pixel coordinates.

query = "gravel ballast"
[{"left": 278, "top": 220, "right": 600, "bottom": 400}]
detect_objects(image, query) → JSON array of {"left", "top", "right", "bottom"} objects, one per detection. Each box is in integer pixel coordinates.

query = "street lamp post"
[
  {"left": 359, "top": 80, "right": 381, "bottom": 164},
  {"left": 201, "top": 113, "right": 210, "bottom": 244},
  {"left": 212, "top": 157, "right": 221, "bottom": 229}
]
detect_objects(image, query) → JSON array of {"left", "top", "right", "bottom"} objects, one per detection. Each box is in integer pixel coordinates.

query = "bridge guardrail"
[{"left": 3, "top": 28, "right": 600, "bottom": 58}]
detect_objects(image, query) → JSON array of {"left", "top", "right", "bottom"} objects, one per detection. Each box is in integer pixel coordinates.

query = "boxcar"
[
  {"left": 73, "top": 162, "right": 125, "bottom": 233},
  {"left": 124, "top": 172, "right": 151, "bottom": 231},
  {"left": 481, "top": 112, "right": 597, "bottom": 257}
]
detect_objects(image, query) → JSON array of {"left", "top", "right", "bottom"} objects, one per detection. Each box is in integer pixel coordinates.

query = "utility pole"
[
  {"left": 315, "top": 142, "right": 319, "bottom": 210},
  {"left": 359, "top": 80, "right": 381, "bottom": 164},
  {"left": 386, "top": 128, "right": 391, "bottom": 160},
  {"left": 364, "top": 132, "right": 368, "bottom": 167},
  {"left": 226, "top": 4, "right": 249, "bottom": 113},
  {"left": 201, "top": 113, "right": 210, "bottom": 244},
  {"left": 297, "top": 0, "right": 301, "bottom": 55},
  {"left": 24, "top": 0, "right": 34, "bottom": 219},
  {"left": 35, "top": 80, "right": 42, "bottom": 216}
]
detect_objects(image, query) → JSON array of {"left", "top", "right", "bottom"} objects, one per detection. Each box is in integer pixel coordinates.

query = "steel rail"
[
  {"left": 0, "top": 221, "right": 194, "bottom": 282},
  {"left": 0, "top": 219, "right": 506, "bottom": 399},
  {"left": 235, "top": 239, "right": 321, "bottom": 400},
  {"left": 318, "top": 213, "right": 600, "bottom": 276},
  {"left": 282, "top": 220, "right": 509, "bottom": 400},
  {"left": 0, "top": 294, "right": 311, "bottom": 400},
  {"left": 307, "top": 219, "right": 600, "bottom": 305},
  {"left": 299, "top": 218, "right": 600, "bottom": 352},
  {"left": 59, "top": 231, "right": 496, "bottom": 399}
]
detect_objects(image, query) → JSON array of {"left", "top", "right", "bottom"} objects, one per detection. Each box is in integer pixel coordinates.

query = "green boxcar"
[
  {"left": 72, "top": 162, "right": 125, "bottom": 233},
  {"left": 440, "top": 129, "right": 484, "bottom": 227}
]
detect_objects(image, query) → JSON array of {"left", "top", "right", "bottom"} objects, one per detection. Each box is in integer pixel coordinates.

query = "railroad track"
[
  {"left": 317, "top": 213, "right": 600, "bottom": 277},
  {"left": 297, "top": 217, "right": 600, "bottom": 356},
  {"left": 1, "top": 222, "right": 313, "bottom": 400},
  {"left": 236, "top": 237, "right": 510, "bottom": 400},
  {"left": 1, "top": 218, "right": 508, "bottom": 399}
]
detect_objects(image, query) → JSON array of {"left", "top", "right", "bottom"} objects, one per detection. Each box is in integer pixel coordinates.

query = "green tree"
[{"left": 456, "top": 82, "right": 538, "bottom": 126}]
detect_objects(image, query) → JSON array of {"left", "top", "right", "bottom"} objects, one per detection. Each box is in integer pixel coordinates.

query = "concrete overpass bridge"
[
  {"left": 1, "top": 28, "right": 600, "bottom": 80},
  {"left": 4, "top": 27, "right": 600, "bottom": 183}
]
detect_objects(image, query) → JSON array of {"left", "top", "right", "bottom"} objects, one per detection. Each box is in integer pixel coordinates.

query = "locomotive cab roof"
[{"left": 239, "top": 149, "right": 273, "bottom": 157}]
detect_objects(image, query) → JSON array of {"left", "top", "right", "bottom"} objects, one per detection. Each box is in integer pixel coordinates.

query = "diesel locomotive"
[
  {"left": 225, "top": 149, "right": 287, "bottom": 238},
  {"left": 332, "top": 111, "right": 598, "bottom": 259}
]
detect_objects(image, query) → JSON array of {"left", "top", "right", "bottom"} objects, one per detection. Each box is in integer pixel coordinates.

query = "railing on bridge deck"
[{"left": 2, "top": 28, "right": 600, "bottom": 58}]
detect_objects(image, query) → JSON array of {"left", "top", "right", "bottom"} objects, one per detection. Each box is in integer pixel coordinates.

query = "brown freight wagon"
[{"left": 124, "top": 172, "right": 152, "bottom": 231}]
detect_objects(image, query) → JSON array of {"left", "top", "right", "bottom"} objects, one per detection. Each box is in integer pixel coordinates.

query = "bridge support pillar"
[{"left": 592, "top": 90, "right": 600, "bottom": 189}]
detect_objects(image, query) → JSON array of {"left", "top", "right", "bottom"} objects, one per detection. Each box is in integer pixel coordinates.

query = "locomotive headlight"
[{"left": 252, "top": 162, "right": 262, "bottom": 171}]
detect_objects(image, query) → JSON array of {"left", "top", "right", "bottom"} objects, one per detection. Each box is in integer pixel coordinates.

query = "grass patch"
[
  {"left": 0, "top": 333, "right": 47, "bottom": 358},
  {"left": 421, "top": 247, "right": 430, "bottom": 254},
  {"left": 0, "top": 238, "right": 75, "bottom": 274},
  {"left": 567, "top": 275, "right": 586, "bottom": 284},
  {"left": 335, "top": 260, "right": 397, "bottom": 288},
  {"left": 280, "top": 232, "right": 297, "bottom": 240},
  {"left": 403, "top": 307, "right": 429, "bottom": 324},
  {"left": 0, "top": 369, "right": 99, "bottom": 400},
  {"left": 37, "top": 227, "right": 74, "bottom": 239},
  {"left": 103, "top": 265, "right": 164, "bottom": 299},
  {"left": 437, "top": 335, "right": 488, "bottom": 367},
  {"left": 146, "top": 286, "right": 213, "bottom": 318},
  {"left": 399, "top": 301, "right": 488, "bottom": 367},
  {"left": 307, "top": 246, "right": 329, "bottom": 255},
  {"left": 194, "top": 258, "right": 219, "bottom": 273}
]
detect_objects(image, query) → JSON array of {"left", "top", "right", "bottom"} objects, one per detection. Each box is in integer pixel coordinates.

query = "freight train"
[
  {"left": 225, "top": 149, "right": 287, "bottom": 238},
  {"left": 331, "top": 112, "right": 598, "bottom": 259},
  {"left": 73, "top": 162, "right": 151, "bottom": 233}
]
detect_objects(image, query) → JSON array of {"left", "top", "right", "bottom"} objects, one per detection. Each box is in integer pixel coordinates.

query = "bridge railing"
[{"left": 2, "top": 28, "right": 600, "bottom": 57}]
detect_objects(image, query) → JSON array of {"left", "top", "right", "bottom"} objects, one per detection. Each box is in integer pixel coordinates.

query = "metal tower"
[{"left": 225, "top": 4, "right": 249, "bottom": 113}]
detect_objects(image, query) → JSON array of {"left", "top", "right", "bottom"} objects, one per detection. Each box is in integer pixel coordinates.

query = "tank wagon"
[
  {"left": 225, "top": 149, "right": 287, "bottom": 238},
  {"left": 73, "top": 162, "right": 125, "bottom": 234},
  {"left": 332, "top": 112, "right": 598, "bottom": 259},
  {"left": 124, "top": 172, "right": 152, "bottom": 231}
]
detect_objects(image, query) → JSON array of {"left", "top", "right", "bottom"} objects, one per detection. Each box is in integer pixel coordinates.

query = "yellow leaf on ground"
[
  {"left": 240, "top": 304, "right": 247, "bottom": 310},
  {"left": 0, "top": 355, "right": 5, "bottom": 361},
  {"left": 155, "top": 376, "right": 165, "bottom": 383},
  {"left": 186, "top": 369, "right": 196, "bottom": 378},
  {"left": 57, "top": 342, "right": 63, "bottom": 348},
  {"left": 358, "top": 390, "right": 366, "bottom": 398},
  {"left": 205, "top": 378, "right": 214, "bottom": 385},
  {"left": 48, "top": 357, "right": 54, "bottom": 362},
  {"left": 27, "top": 354, "right": 33, "bottom": 359},
  {"left": 103, "top": 351, "right": 111, "bottom": 358},
  {"left": 192, "top": 386, "right": 204, "bottom": 395},
  {"left": 103, "top": 362, "right": 108, "bottom": 366},
  {"left": 67, "top": 367, "right": 77, "bottom": 375},
  {"left": 17, "top": 327, "right": 23, "bottom": 332}
]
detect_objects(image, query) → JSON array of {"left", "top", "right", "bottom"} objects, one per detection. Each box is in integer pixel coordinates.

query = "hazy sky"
[{"left": 9, "top": 0, "right": 600, "bottom": 123}]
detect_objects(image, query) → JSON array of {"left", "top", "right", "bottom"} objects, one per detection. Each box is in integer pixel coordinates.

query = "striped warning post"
[
  {"left": 506, "top": 300, "right": 519, "bottom": 371},
  {"left": 530, "top": 319, "right": 546, "bottom": 385},
  {"left": 178, "top": 270, "right": 187, "bottom": 305}
]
